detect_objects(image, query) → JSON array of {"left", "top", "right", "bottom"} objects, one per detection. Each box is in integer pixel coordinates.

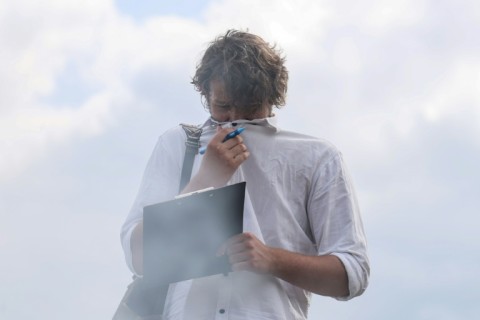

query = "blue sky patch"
[{"left": 115, "top": 0, "right": 211, "bottom": 21}]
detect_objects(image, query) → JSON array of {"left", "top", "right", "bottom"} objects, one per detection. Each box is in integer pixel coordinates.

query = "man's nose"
[{"left": 228, "top": 108, "right": 242, "bottom": 121}]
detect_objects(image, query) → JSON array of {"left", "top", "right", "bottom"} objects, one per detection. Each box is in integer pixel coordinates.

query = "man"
[{"left": 121, "top": 30, "right": 369, "bottom": 319}]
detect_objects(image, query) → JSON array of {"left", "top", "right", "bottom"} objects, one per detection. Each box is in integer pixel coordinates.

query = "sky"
[{"left": 0, "top": 0, "right": 479, "bottom": 319}]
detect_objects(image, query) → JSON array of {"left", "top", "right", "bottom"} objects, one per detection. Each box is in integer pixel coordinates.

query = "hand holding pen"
[
  {"left": 199, "top": 127, "right": 245, "bottom": 155},
  {"left": 189, "top": 126, "right": 249, "bottom": 189}
]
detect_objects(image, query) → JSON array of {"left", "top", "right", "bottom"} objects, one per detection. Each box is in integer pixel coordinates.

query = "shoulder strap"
[
  {"left": 114, "top": 124, "right": 203, "bottom": 318},
  {"left": 179, "top": 123, "right": 202, "bottom": 193},
  {"left": 137, "top": 124, "right": 202, "bottom": 316}
]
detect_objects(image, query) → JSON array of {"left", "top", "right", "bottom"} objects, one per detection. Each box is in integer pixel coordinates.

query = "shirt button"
[{"left": 219, "top": 309, "right": 226, "bottom": 314}]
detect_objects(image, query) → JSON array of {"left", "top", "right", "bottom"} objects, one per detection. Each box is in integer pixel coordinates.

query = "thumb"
[{"left": 216, "top": 242, "right": 226, "bottom": 257}]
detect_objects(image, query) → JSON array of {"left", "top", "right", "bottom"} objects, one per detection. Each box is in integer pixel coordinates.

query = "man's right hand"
[{"left": 183, "top": 126, "right": 249, "bottom": 193}]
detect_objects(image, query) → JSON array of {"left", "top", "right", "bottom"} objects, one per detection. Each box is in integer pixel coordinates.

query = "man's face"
[{"left": 208, "top": 79, "right": 270, "bottom": 122}]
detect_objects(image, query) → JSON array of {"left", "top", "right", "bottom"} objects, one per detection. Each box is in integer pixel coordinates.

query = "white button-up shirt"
[{"left": 121, "top": 116, "right": 369, "bottom": 319}]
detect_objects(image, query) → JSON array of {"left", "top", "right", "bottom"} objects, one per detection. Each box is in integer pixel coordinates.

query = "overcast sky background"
[{"left": 1, "top": 0, "right": 479, "bottom": 319}]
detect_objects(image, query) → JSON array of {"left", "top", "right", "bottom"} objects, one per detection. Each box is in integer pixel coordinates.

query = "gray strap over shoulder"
[
  {"left": 179, "top": 123, "right": 202, "bottom": 193},
  {"left": 112, "top": 124, "right": 203, "bottom": 320}
]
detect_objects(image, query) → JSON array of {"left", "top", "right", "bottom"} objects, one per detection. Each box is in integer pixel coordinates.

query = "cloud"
[
  {"left": 0, "top": 0, "right": 118, "bottom": 180},
  {"left": 422, "top": 59, "right": 480, "bottom": 126},
  {"left": 0, "top": 0, "right": 334, "bottom": 183},
  {"left": 2, "top": 0, "right": 479, "bottom": 182},
  {"left": 2, "top": 0, "right": 480, "bottom": 319},
  {"left": 0, "top": 0, "right": 208, "bottom": 182}
]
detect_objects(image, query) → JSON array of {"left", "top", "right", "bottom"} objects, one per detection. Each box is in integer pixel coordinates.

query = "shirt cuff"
[{"left": 330, "top": 252, "right": 369, "bottom": 301}]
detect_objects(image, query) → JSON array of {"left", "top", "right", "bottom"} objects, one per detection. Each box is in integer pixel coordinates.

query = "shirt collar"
[{"left": 201, "top": 115, "right": 279, "bottom": 132}]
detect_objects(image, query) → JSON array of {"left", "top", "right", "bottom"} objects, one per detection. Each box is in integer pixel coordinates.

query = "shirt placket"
[{"left": 214, "top": 274, "right": 232, "bottom": 319}]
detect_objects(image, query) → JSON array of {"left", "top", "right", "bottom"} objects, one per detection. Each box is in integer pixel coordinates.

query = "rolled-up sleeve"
[{"left": 307, "top": 151, "right": 370, "bottom": 300}]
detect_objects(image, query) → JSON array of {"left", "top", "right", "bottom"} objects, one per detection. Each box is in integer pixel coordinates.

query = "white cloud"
[
  {"left": 0, "top": 0, "right": 331, "bottom": 183},
  {"left": 1, "top": 0, "right": 480, "bottom": 319},
  {"left": 0, "top": 0, "right": 207, "bottom": 182},
  {"left": 204, "top": 0, "right": 331, "bottom": 59},
  {"left": 331, "top": 36, "right": 363, "bottom": 74},
  {"left": 423, "top": 59, "right": 480, "bottom": 125},
  {"left": 362, "top": 0, "right": 428, "bottom": 33},
  {"left": 0, "top": 0, "right": 115, "bottom": 179},
  {"left": 0, "top": 90, "right": 129, "bottom": 179}
]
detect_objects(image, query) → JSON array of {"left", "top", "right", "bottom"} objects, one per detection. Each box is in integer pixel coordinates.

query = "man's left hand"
[{"left": 217, "top": 232, "right": 276, "bottom": 274}]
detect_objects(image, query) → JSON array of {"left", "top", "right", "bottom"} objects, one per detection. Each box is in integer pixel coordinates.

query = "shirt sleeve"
[
  {"left": 307, "top": 150, "right": 370, "bottom": 300},
  {"left": 120, "top": 127, "right": 185, "bottom": 274}
]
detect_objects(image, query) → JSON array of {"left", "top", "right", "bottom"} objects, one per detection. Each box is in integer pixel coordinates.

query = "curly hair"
[{"left": 192, "top": 30, "right": 288, "bottom": 113}]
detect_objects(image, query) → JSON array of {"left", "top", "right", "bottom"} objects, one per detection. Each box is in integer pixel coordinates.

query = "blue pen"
[{"left": 199, "top": 127, "right": 245, "bottom": 155}]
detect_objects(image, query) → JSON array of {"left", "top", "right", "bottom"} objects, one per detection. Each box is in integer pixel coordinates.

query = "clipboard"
[{"left": 143, "top": 182, "right": 245, "bottom": 288}]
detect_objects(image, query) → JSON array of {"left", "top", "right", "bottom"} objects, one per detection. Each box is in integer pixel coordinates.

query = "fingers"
[
  {"left": 217, "top": 233, "right": 246, "bottom": 255},
  {"left": 212, "top": 127, "right": 245, "bottom": 149},
  {"left": 221, "top": 135, "right": 246, "bottom": 154},
  {"left": 211, "top": 127, "right": 235, "bottom": 144},
  {"left": 207, "top": 129, "right": 249, "bottom": 166},
  {"left": 222, "top": 137, "right": 246, "bottom": 154},
  {"left": 226, "top": 144, "right": 249, "bottom": 165},
  {"left": 216, "top": 242, "right": 226, "bottom": 257},
  {"left": 196, "top": 126, "right": 248, "bottom": 187},
  {"left": 216, "top": 233, "right": 247, "bottom": 258},
  {"left": 217, "top": 233, "right": 273, "bottom": 274},
  {"left": 205, "top": 128, "right": 247, "bottom": 156}
]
